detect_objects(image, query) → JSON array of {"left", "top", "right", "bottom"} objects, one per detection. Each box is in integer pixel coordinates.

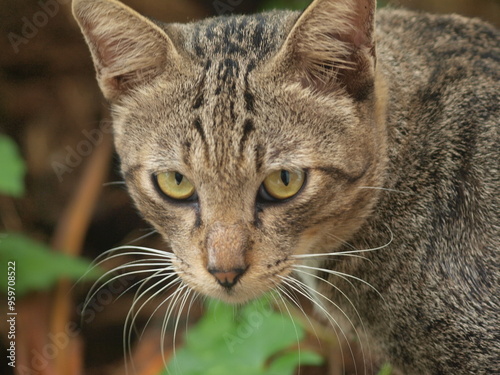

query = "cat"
[{"left": 72, "top": 0, "right": 499, "bottom": 373}]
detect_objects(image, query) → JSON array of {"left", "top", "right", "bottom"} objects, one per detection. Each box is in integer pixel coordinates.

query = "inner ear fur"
[
  {"left": 270, "top": 0, "right": 376, "bottom": 99},
  {"left": 73, "top": 0, "right": 180, "bottom": 100}
]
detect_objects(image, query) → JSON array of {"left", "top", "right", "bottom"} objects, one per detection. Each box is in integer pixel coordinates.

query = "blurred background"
[{"left": 0, "top": 1, "right": 498, "bottom": 374}]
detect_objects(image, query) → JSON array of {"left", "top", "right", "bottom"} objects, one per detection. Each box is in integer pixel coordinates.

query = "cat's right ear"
[{"left": 72, "top": 0, "right": 180, "bottom": 101}]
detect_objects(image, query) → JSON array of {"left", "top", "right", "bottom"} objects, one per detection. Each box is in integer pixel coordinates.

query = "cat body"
[
  {"left": 73, "top": 0, "right": 499, "bottom": 373},
  {"left": 335, "top": 10, "right": 499, "bottom": 374}
]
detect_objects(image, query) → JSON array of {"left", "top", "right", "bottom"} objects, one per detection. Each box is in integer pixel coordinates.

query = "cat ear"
[
  {"left": 72, "top": 0, "right": 180, "bottom": 100},
  {"left": 271, "top": 0, "right": 376, "bottom": 99}
]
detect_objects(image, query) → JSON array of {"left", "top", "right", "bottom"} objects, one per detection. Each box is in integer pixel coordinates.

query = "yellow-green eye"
[
  {"left": 262, "top": 169, "right": 305, "bottom": 200},
  {"left": 155, "top": 172, "right": 196, "bottom": 200}
]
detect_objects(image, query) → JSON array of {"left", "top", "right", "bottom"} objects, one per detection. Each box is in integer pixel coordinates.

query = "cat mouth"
[
  {"left": 208, "top": 267, "right": 248, "bottom": 290},
  {"left": 174, "top": 258, "right": 294, "bottom": 304}
]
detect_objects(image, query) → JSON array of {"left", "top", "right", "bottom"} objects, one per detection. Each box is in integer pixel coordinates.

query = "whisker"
[
  {"left": 272, "top": 285, "right": 302, "bottom": 356},
  {"left": 284, "top": 274, "right": 369, "bottom": 375},
  {"left": 296, "top": 262, "right": 359, "bottom": 294},
  {"left": 77, "top": 242, "right": 182, "bottom": 374},
  {"left": 79, "top": 247, "right": 175, "bottom": 291},
  {"left": 124, "top": 273, "right": 181, "bottom": 371},
  {"left": 293, "top": 226, "right": 393, "bottom": 259},
  {"left": 126, "top": 280, "right": 182, "bottom": 375},
  {"left": 358, "top": 186, "right": 412, "bottom": 195},
  {"left": 83, "top": 266, "right": 169, "bottom": 314},
  {"left": 96, "top": 246, "right": 176, "bottom": 261},
  {"left": 83, "top": 261, "right": 173, "bottom": 312},
  {"left": 294, "top": 264, "right": 385, "bottom": 302},
  {"left": 172, "top": 287, "right": 193, "bottom": 363},
  {"left": 278, "top": 277, "right": 353, "bottom": 374},
  {"left": 272, "top": 283, "right": 322, "bottom": 349},
  {"left": 268, "top": 290, "right": 285, "bottom": 317},
  {"left": 102, "top": 181, "right": 126, "bottom": 187},
  {"left": 297, "top": 250, "right": 370, "bottom": 262},
  {"left": 162, "top": 283, "right": 190, "bottom": 371},
  {"left": 77, "top": 252, "right": 174, "bottom": 297},
  {"left": 127, "top": 229, "right": 159, "bottom": 245},
  {"left": 72, "top": 248, "right": 173, "bottom": 300},
  {"left": 292, "top": 267, "right": 370, "bottom": 352},
  {"left": 324, "top": 232, "right": 359, "bottom": 251},
  {"left": 129, "top": 271, "right": 180, "bottom": 339},
  {"left": 185, "top": 291, "right": 200, "bottom": 336},
  {"left": 83, "top": 247, "right": 175, "bottom": 278},
  {"left": 116, "top": 267, "right": 176, "bottom": 305}
]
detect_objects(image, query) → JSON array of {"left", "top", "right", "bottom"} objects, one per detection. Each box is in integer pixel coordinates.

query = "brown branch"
[{"left": 49, "top": 129, "right": 113, "bottom": 375}]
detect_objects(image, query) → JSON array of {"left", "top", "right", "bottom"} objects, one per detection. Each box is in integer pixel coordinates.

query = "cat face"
[{"left": 73, "top": 0, "right": 386, "bottom": 303}]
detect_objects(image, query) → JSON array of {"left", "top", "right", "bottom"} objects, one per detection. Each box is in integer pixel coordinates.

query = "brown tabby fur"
[{"left": 72, "top": 0, "right": 499, "bottom": 373}]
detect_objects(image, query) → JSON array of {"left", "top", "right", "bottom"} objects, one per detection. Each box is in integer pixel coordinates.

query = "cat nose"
[{"left": 208, "top": 268, "right": 246, "bottom": 289}]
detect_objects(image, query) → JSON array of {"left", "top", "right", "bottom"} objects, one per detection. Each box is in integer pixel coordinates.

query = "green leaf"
[
  {"left": 0, "top": 233, "right": 102, "bottom": 297},
  {"left": 164, "top": 298, "right": 323, "bottom": 375},
  {"left": 260, "top": 0, "right": 310, "bottom": 11},
  {"left": 261, "top": 0, "right": 388, "bottom": 11},
  {"left": 0, "top": 134, "right": 26, "bottom": 197},
  {"left": 266, "top": 350, "right": 324, "bottom": 374},
  {"left": 377, "top": 0, "right": 390, "bottom": 8},
  {"left": 377, "top": 363, "right": 393, "bottom": 375}
]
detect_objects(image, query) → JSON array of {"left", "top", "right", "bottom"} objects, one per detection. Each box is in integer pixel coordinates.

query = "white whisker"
[
  {"left": 358, "top": 186, "right": 411, "bottom": 195},
  {"left": 97, "top": 245, "right": 176, "bottom": 260},
  {"left": 83, "top": 264, "right": 173, "bottom": 314},
  {"left": 77, "top": 239, "right": 185, "bottom": 375},
  {"left": 292, "top": 226, "right": 393, "bottom": 259},
  {"left": 284, "top": 274, "right": 370, "bottom": 374},
  {"left": 184, "top": 291, "right": 200, "bottom": 335},
  {"left": 324, "top": 232, "right": 359, "bottom": 251},
  {"left": 292, "top": 267, "right": 370, "bottom": 355},
  {"left": 162, "top": 283, "right": 190, "bottom": 371},
  {"left": 124, "top": 273, "right": 181, "bottom": 373},
  {"left": 129, "top": 271, "right": 180, "bottom": 339},
  {"left": 83, "top": 259, "right": 173, "bottom": 304},
  {"left": 127, "top": 229, "right": 159, "bottom": 244},
  {"left": 272, "top": 283, "right": 322, "bottom": 349},
  {"left": 72, "top": 248, "right": 174, "bottom": 299},
  {"left": 272, "top": 285, "right": 302, "bottom": 354},
  {"left": 172, "top": 287, "right": 192, "bottom": 362},
  {"left": 278, "top": 277, "right": 354, "bottom": 374},
  {"left": 294, "top": 264, "right": 385, "bottom": 302}
]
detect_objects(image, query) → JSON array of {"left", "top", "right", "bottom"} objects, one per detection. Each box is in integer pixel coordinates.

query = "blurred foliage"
[
  {"left": 165, "top": 298, "right": 323, "bottom": 375},
  {"left": 260, "top": 0, "right": 390, "bottom": 10},
  {"left": 260, "top": 0, "right": 310, "bottom": 10},
  {"left": 378, "top": 363, "right": 394, "bottom": 375},
  {"left": 0, "top": 233, "right": 101, "bottom": 297},
  {"left": 0, "top": 134, "right": 26, "bottom": 197},
  {"left": 258, "top": 0, "right": 500, "bottom": 26},
  {"left": 0, "top": 134, "right": 101, "bottom": 298}
]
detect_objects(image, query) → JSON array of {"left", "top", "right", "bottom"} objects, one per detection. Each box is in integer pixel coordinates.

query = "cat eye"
[
  {"left": 261, "top": 169, "right": 305, "bottom": 201},
  {"left": 154, "top": 172, "right": 196, "bottom": 201}
]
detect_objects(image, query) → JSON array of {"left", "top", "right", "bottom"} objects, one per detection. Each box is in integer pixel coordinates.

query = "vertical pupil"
[
  {"left": 281, "top": 170, "right": 290, "bottom": 186},
  {"left": 174, "top": 172, "right": 183, "bottom": 185}
]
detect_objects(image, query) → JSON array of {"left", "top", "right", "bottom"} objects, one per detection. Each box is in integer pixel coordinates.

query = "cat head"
[{"left": 73, "top": 0, "right": 387, "bottom": 303}]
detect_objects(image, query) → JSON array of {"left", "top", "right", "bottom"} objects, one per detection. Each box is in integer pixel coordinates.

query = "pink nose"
[{"left": 208, "top": 268, "right": 246, "bottom": 289}]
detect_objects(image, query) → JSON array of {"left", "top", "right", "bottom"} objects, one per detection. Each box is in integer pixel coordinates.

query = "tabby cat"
[{"left": 72, "top": 0, "right": 499, "bottom": 373}]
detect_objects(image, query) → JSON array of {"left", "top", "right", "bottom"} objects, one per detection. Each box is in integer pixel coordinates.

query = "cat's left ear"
[
  {"left": 268, "top": 0, "right": 376, "bottom": 100},
  {"left": 73, "top": 0, "right": 181, "bottom": 101}
]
